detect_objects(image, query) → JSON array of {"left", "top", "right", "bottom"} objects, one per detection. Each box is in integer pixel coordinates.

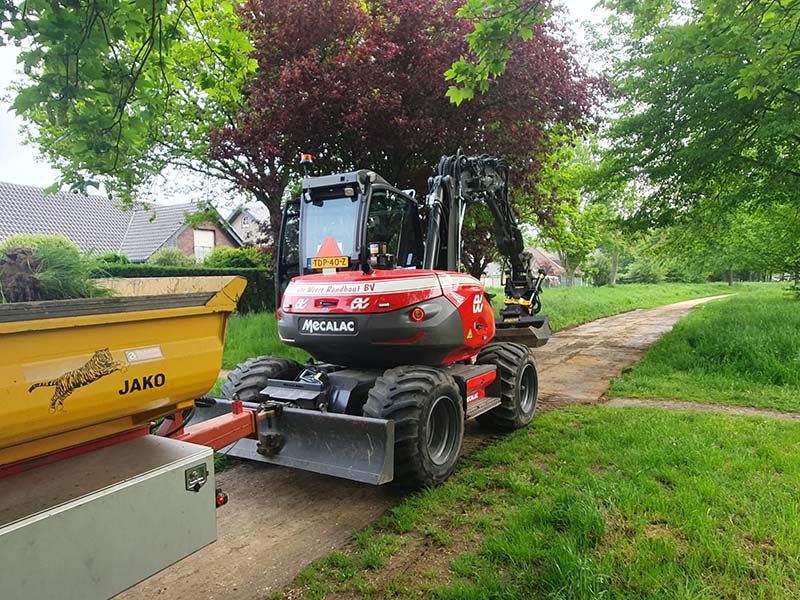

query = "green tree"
[
  {"left": 3, "top": 0, "right": 599, "bottom": 254},
  {"left": 660, "top": 198, "right": 800, "bottom": 284},
  {"left": 2, "top": 0, "right": 255, "bottom": 198},
  {"left": 445, "top": 0, "right": 549, "bottom": 104},
  {"left": 602, "top": 0, "right": 800, "bottom": 221},
  {"left": 535, "top": 138, "right": 606, "bottom": 286}
]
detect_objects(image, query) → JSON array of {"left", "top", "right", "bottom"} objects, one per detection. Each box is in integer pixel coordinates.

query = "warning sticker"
[{"left": 125, "top": 346, "right": 163, "bottom": 363}]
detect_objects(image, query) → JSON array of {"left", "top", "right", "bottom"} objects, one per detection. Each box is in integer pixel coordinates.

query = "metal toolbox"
[{"left": 0, "top": 435, "right": 216, "bottom": 600}]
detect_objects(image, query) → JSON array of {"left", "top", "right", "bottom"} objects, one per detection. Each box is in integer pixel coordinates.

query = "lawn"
[
  {"left": 281, "top": 406, "right": 800, "bottom": 599},
  {"left": 223, "top": 282, "right": 746, "bottom": 369},
  {"left": 222, "top": 310, "right": 309, "bottom": 369},
  {"left": 497, "top": 281, "right": 750, "bottom": 331},
  {"left": 608, "top": 285, "right": 800, "bottom": 412}
]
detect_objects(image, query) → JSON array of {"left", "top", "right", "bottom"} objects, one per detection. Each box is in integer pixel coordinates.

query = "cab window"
[
  {"left": 367, "top": 190, "right": 423, "bottom": 268},
  {"left": 302, "top": 197, "right": 360, "bottom": 261}
]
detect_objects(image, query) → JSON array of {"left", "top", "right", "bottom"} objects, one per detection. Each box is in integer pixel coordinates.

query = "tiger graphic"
[{"left": 28, "top": 348, "right": 123, "bottom": 412}]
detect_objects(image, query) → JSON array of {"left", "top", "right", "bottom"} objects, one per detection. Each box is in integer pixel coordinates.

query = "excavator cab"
[{"left": 275, "top": 170, "right": 425, "bottom": 303}]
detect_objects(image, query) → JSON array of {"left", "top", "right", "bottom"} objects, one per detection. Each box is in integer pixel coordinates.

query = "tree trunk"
[
  {"left": 563, "top": 254, "right": 574, "bottom": 287},
  {"left": 464, "top": 252, "right": 490, "bottom": 279},
  {"left": 252, "top": 188, "right": 286, "bottom": 256},
  {"left": 609, "top": 249, "right": 619, "bottom": 287},
  {"left": 559, "top": 253, "right": 573, "bottom": 288},
  {"left": 727, "top": 268, "right": 734, "bottom": 286}
]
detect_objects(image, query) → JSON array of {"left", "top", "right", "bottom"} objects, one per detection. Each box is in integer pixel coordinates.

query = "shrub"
[
  {"left": 149, "top": 247, "right": 196, "bottom": 267},
  {"left": 204, "top": 246, "right": 266, "bottom": 269},
  {"left": 619, "top": 255, "right": 665, "bottom": 284},
  {"left": 0, "top": 233, "right": 78, "bottom": 255},
  {"left": 0, "top": 234, "right": 109, "bottom": 302},
  {"left": 94, "top": 251, "right": 131, "bottom": 264}
]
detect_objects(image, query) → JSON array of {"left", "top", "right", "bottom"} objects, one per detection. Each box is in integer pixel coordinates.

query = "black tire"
[
  {"left": 221, "top": 356, "right": 303, "bottom": 402},
  {"left": 363, "top": 366, "right": 464, "bottom": 489},
  {"left": 475, "top": 342, "right": 538, "bottom": 431}
]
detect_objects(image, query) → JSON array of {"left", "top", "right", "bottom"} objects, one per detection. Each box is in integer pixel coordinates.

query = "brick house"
[{"left": 0, "top": 182, "right": 242, "bottom": 262}]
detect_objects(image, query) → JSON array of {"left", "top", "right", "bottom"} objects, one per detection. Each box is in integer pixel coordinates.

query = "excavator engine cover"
[{"left": 278, "top": 270, "right": 496, "bottom": 368}]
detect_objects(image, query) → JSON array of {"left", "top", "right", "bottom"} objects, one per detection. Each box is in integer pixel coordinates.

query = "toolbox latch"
[{"left": 184, "top": 464, "right": 208, "bottom": 492}]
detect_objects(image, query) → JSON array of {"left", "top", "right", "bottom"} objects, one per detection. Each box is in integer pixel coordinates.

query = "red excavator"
[{"left": 198, "top": 152, "right": 551, "bottom": 487}]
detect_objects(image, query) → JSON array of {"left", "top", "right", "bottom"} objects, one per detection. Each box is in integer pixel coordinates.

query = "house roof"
[
  {"left": 120, "top": 203, "right": 200, "bottom": 260},
  {"left": 228, "top": 204, "right": 268, "bottom": 223},
  {"left": 0, "top": 182, "right": 130, "bottom": 253},
  {"left": 0, "top": 182, "right": 239, "bottom": 261},
  {"left": 527, "top": 247, "right": 567, "bottom": 276}
]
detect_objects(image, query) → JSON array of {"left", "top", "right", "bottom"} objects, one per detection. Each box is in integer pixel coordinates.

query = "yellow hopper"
[{"left": 0, "top": 276, "right": 246, "bottom": 467}]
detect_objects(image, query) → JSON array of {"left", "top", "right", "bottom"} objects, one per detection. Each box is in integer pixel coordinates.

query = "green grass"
[
  {"left": 609, "top": 285, "right": 800, "bottom": 412},
  {"left": 224, "top": 283, "right": 746, "bottom": 369},
  {"left": 283, "top": 407, "right": 800, "bottom": 599},
  {"left": 222, "top": 312, "right": 309, "bottom": 369},
  {"left": 490, "top": 281, "right": 753, "bottom": 331}
]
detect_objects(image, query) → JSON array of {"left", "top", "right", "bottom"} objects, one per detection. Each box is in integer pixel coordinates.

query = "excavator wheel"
[
  {"left": 363, "top": 366, "right": 464, "bottom": 489},
  {"left": 475, "top": 342, "right": 538, "bottom": 431},
  {"left": 221, "top": 356, "right": 303, "bottom": 403}
]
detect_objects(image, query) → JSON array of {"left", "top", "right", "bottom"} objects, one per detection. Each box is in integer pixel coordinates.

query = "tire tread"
[
  {"left": 363, "top": 366, "right": 463, "bottom": 488},
  {"left": 475, "top": 342, "right": 538, "bottom": 431}
]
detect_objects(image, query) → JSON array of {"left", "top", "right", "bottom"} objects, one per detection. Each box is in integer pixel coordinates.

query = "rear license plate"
[{"left": 308, "top": 256, "right": 349, "bottom": 269}]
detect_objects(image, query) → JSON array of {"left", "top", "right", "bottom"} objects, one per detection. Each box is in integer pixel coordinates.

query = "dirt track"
[{"left": 119, "top": 295, "right": 727, "bottom": 600}]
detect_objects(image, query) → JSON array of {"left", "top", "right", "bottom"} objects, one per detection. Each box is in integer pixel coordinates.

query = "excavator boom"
[{"left": 424, "top": 152, "right": 547, "bottom": 322}]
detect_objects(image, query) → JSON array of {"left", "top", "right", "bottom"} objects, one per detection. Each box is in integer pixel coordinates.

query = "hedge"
[{"left": 95, "top": 264, "right": 274, "bottom": 314}]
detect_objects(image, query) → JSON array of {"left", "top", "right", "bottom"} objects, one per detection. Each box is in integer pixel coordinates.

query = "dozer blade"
[
  {"left": 494, "top": 315, "right": 552, "bottom": 348},
  {"left": 193, "top": 398, "right": 395, "bottom": 485}
]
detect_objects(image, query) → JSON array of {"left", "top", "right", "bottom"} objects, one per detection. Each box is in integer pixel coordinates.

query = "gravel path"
[{"left": 604, "top": 397, "right": 800, "bottom": 421}]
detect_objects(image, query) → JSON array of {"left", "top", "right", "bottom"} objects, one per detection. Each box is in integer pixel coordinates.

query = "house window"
[{"left": 194, "top": 229, "right": 215, "bottom": 260}]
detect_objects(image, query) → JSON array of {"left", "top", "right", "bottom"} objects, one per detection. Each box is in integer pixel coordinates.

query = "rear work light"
[{"left": 410, "top": 307, "right": 425, "bottom": 322}]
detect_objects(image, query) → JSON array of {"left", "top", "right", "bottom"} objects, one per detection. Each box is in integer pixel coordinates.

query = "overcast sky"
[{"left": 0, "top": 0, "right": 605, "bottom": 201}]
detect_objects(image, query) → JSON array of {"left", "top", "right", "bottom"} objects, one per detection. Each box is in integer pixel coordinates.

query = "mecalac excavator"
[{"left": 199, "top": 152, "right": 551, "bottom": 487}]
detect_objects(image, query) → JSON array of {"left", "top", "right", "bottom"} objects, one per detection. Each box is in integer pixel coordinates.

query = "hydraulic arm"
[{"left": 423, "top": 151, "right": 546, "bottom": 321}]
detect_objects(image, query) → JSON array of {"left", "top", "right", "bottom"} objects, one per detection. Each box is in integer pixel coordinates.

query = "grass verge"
[
  {"left": 222, "top": 312, "right": 309, "bottom": 369},
  {"left": 224, "top": 282, "right": 750, "bottom": 368},
  {"left": 279, "top": 406, "right": 800, "bottom": 599},
  {"left": 608, "top": 285, "right": 800, "bottom": 412},
  {"left": 499, "top": 281, "right": 751, "bottom": 331}
]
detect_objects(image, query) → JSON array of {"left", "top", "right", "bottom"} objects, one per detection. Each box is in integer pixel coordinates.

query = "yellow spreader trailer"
[{"left": 0, "top": 276, "right": 248, "bottom": 600}]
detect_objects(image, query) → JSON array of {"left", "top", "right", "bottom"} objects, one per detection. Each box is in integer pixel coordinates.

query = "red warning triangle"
[{"left": 317, "top": 237, "right": 343, "bottom": 258}]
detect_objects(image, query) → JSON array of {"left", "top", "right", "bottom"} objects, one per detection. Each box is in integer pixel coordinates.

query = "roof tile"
[{"left": 0, "top": 182, "right": 205, "bottom": 261}]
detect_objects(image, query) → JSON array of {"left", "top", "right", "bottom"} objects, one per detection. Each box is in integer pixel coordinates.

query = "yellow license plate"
[{"left": 309, "top": 256, "right": 349, "bottom": 269}]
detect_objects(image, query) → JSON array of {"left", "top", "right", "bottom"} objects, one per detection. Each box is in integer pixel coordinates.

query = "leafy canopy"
[
  {"left": 2, "top": 0, "right": 255, "bottom": 198},
  {"left": 602, "top": 0, "right": 800, "bottom": 223},
  {"left": 444, "top": 0, "right": 549, "bottom": 105}
]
